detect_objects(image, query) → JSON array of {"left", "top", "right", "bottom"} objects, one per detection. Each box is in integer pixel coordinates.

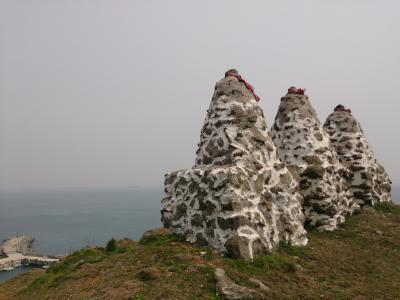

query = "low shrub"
[{"left": 106, "top": 238, "right": 117, "bottom": 252}]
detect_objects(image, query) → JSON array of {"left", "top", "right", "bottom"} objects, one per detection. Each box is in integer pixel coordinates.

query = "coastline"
[{"left": 0, "top": 236, "right": 60, "bottom": 272}]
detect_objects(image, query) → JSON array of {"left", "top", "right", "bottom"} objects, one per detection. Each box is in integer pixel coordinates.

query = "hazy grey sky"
[{"left": 1, "top": 1, "right": 399, "bottom": 190}]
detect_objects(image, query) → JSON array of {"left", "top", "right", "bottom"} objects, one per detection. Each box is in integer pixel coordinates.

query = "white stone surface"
[
  {"left": 162, "top": 76, "right": 307, "bottom": 259},
  {"left": 323, "top": 110, "right": 392, "bottom": 206},
  {"left": 271, "top": 92, "right": 359, "bottom": 231}
]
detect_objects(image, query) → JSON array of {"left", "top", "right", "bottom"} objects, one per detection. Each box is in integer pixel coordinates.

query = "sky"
[{"left": 0, "top": 1, "right": 399, "bottom": 191}]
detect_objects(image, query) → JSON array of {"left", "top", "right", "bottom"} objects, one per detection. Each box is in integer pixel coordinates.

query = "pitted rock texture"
[
  {"left": 271, "top": 93, "right": 359, "bottom": 231},
  {"left": 323, "top": 111, "right": 392, "bottom": 206},
  {"left": 161, "top": 76, "right": 307, "bottom": 259}
]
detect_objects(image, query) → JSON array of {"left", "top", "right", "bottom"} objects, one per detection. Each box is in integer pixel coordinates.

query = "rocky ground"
[{"left": 1, "top": 202, "right": 399, "bottom": 300}]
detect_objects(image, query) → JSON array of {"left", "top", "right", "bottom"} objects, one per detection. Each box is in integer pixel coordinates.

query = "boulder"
[
  {"left": 141, "top": 228, "right": 172, "bottom": 239},
  {"left": 323, "top": 110, "right": 392, "bottom": 206},
  {"left": 249, "top": 278, "right": 271, "bottom": 293},
  {"left": 271, "top": 91, "right": 359, "bottom": 231},
  {"left": 161, "top": 72, "right": 307, "bottom": 259},
  {"left": 215, "top": 268, "right": 260, "bottom": 299}
]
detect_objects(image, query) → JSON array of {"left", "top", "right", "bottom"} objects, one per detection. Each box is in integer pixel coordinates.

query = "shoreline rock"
[
  {"left": 0, "top": 236, "right": 59, "bottom": 271},
  {"left": 0, "top": 236, "right": 34, "bottom": 257}
]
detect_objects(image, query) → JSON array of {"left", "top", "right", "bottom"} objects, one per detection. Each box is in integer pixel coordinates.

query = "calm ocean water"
[
  {"left": 0, "top": 187, "right": 163, "bottom": 281},
  {"left": 0, "top": 185, "right": 398, "bottom": 282}
]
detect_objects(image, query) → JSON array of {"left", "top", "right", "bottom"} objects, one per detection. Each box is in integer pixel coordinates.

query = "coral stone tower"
[
  {"left": 271, "top": 89, "right": 359, "bottom": 231},
  {"left": 161, "top": 72, "right": 307, "bottom": 259},
  {"left": 323, "top": 106, "right": 392, "bottom": 206}
]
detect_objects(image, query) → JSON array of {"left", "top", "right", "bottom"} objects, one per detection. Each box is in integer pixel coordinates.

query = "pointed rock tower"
[
  {"left": 161, "top": 71, "right": 307, "bottom": 259},
  {"left": 271, "top": 88, "right": 359, "bottom": 231},
  {"left": 323, "top": 106, "right": 392, "bottom": 206}
]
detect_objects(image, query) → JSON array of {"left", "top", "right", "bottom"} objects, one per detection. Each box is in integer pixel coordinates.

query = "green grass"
[
  {"left": 131, "top": 294, "right": 145, "bottom": 300},
  {"left": 375, "top": 201, "right": 400, "bottom": 214},
  {"left": 136, "top": 271, "right": 157, "bottom": 282},
  {"left": 277, "top": 242, "right": 308, "bottom": 256},
  {"left": 139, "top": 232, "right": 184, "bottom": 246},
  {"left": 23, "top": 247, "right": 107, "bottom": 291},
  {"left": 223, "top": 253, "right": 296, "bottom": 276}
]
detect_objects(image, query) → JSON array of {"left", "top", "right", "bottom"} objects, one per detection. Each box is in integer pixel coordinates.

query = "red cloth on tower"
[
  {"left": 288, "top": 87, "right": 305, "bottom": 95},
  {"left": 225, "top": 71, "right": 260, "bottom": 102}
]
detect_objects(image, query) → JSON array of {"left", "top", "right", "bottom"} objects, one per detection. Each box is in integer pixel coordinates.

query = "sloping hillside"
[{"left": 1, "top": 203, "right": 399, "bottom": 300}]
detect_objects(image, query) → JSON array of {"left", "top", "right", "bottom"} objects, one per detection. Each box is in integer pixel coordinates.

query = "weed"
[
  {"left": 106, "top": 238, "right": 117, "bottom": 252},
  {"left": 375, "top": 202, "right": 400, "bottom": 214},
  {"left": 278, "top": 242, "right": 307, "bottom": 256},
  {"left": 223, "top": 253, "right": 296, "bottom": 276},
  {"left": 137, "top": 271, "right": 156, "bottom": 281},
  {"left": 139, "top": 233, "right": 183, "bottom": 246},
  {"left": 25, "top": 276, "right": 47, "bottom": 290}
]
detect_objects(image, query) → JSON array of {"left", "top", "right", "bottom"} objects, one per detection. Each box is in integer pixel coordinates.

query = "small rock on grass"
[
  {"left": 142, "top": 228, "right": 171, "bottom": 239},
  {"left": 215, "top": 268, "right": 262, "bottom": 299},
  {"left": 249, "top": 278, "right": 271, "bottom": 293}
]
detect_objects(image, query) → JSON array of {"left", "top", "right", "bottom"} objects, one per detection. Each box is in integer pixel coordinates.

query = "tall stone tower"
[
  {"left": 161, "top": 72, "right": 307, "bottom": 259},
  {"left": 271, "top": 89, "right": 359, "bottom": 231},
  {"left": 323, "top": 107, "right": 392, "bottom": 206}
]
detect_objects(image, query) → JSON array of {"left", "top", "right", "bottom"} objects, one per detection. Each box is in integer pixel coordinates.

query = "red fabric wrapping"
[
  {"left": 225, "top": 72, "right": 260, "bottom": 102},
  {"left": 288, "top": 87, "right": 305, "bottom": 95}
]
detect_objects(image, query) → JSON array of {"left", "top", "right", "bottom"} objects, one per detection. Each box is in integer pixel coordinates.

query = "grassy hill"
[{"left": 1, "top": 202, "right": 399, "bottom": 300}]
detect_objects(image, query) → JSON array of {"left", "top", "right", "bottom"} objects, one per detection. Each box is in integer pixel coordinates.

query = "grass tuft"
[
  {"left": 375, "top": 202, "right": 400, "bottom": 214},
  {"left": 137, "top": 271, "right": 156, "bottom": 281},
  {"left": 139, "top": 233, "right": 183, "bottom": 246},
  {"left": 278, "top": 242, "right": 307, "bottom": 257},
  {"left": 224, "top": 253, "right": 296, "bottom": 276},
  {"left": 106, "top": 238, "right": 117, "bottom": 252}
]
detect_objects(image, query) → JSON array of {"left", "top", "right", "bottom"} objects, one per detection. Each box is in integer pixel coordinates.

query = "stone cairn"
[
  {"left": 271, "top": 89, "right": 359, "bottom": 231},
  {"left": 161, "top": 72, "right": 307, "bottom": 259},
  {"left": 323, "top": 106, "right": 392, "bottom": 206}
]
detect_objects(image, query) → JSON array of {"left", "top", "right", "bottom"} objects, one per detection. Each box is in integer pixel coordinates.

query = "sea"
[
  {"left": 0, "top": 185, "right": 398, "bottom": 282},
  {"left": 0, "top": 187, "right": 163, "bottom": 282}
]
